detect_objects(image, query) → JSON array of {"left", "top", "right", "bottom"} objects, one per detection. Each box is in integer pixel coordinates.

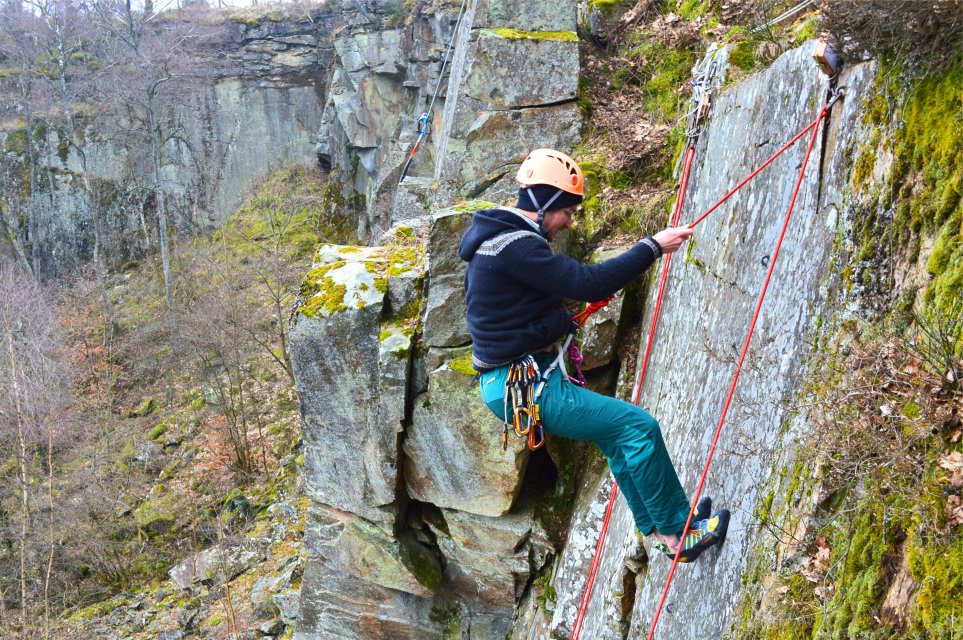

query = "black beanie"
[{"left": 516, "top": 185, "right": 583, "bottom": 213}]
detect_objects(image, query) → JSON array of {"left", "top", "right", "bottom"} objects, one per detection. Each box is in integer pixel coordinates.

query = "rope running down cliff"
[
  {"left": 571, "top": 70, "right": 843, "bottom": 637},
  {"left": 570, "top": 46, "right": 720, "bottom": 640},
  {"left": 398, "top": 0, "right": 469, "bottom": 183}
]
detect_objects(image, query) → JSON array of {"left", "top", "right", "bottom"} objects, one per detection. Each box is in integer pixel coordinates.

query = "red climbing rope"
[
  {"left": 570, "top": 86, "right": 843, "bottom": 639},
  {"left": 687, "top": 114, "right": 823, "bottom": 229},
  {"left": 573, "top": 295, "right": 615, "bottom": 328},
  {"left": 632, "top": 144, "right": 697, "bottom": 405},
  {"left": 571, "top": 144, "right": 698, "bottom": 640},
  {"left": 646, "top": 91, "right": 840, "bottom": 640}
]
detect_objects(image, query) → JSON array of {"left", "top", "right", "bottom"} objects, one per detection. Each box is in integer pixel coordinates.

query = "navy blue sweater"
[{"left": 459, "top": 207, "right": 663, "bottom": 371}]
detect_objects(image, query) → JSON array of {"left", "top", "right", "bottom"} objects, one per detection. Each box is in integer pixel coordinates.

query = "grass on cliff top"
[{"left": 574, "top": 0, "right": 820, "bottom": 252}]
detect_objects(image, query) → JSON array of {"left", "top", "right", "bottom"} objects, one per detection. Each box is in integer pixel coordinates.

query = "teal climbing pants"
[{"left": 479, "top": 358, "right": 691, "bottom": 537}]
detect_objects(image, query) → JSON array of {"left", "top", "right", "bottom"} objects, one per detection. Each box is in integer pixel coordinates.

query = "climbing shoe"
[{"left": 654, "top": 509, "right": 730, "bottom": 564}]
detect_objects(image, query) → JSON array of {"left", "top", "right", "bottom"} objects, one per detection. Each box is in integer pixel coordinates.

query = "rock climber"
[{"left": 458, "top": 147, "right": 730, "bottom": 562}]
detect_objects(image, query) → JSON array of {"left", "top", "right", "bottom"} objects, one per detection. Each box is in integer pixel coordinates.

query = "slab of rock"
[
  {"left": 429, "top": 507, "right": 555, "bottom": 612},
  {"left": 273, "top": 589, "right": 301, "bottom": 626},
  {"left": 578, "top": 247, "right": 630, "bottom": 371},
  {"left": 169, "top": 543, "right": 263, "bottom": 591},
  {"left": 291, "top": 243, "right": 424, "bottom": 529},
  {"left": 404, "top": 355, "right": 528, "bottom": 517},
  {"left": 464, "top": 30, "right": 578, "bottom": 109},
  {"left": 295, "top": 505, "right": 446, "bottom": 639},
  {"left": 476, "top": 0, "right": 577, "bottom": 31},
  {"left": 442, "top": 101, "right": 583, "bottom": 200},
  {"left": 330, "top": 518, "right": 441, "bottom": 598},
  {"left": 422, "top": 206, "right": 486, "bottom": 347}
]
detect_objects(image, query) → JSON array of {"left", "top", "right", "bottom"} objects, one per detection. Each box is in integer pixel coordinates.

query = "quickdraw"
[
  {"left": 501, "top": 333, "right": 584, "bottom": 452},
  {"left": 399, "top": 112, "right": 431, "bottom": 183},
  {"left": 503, "top": 355, "right": 545, "bottom": 451}
]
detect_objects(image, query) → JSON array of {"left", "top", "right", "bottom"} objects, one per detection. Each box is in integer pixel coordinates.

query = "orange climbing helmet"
[{"left": 516, "top": 148, "right": 584, "bottom": 196}]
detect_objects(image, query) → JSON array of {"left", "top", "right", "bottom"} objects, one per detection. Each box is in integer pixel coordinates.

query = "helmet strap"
[{"left": 527, "top": 187, "right": 563, "bottom": 235}]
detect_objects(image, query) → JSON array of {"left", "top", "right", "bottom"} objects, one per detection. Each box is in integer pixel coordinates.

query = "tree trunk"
[
  {"left": 0, "top": 214, "right": 33, "bottom": 277},
  {"left": 146, "top": 93, "right": 178, "bottom": 348},
  {"left": 4, "top": 310, "right": 31, "bottom": 637}
]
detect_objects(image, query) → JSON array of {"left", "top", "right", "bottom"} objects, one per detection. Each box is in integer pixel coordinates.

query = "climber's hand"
[{"left": 652, "top": 226, "right": 694, "bottom": 254}]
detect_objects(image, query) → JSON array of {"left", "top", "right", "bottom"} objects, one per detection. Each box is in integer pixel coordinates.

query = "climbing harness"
[
  {"left": 502, "top": 335, "right": 575, "bottom": 452},
  {"left": 570, "top": 50, "right": 844, "bottom": 637},
  {"left": 499, "top": 293, "right": 614, "bottom": 453},
  {"left": 399, "top": 0, "right": 469, "bottom": 184}
]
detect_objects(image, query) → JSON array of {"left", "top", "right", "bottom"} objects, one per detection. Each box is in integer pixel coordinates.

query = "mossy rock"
[
  {"left": 148, "top": 421, "right": 169, "bottom": 441},
  {"left": 482, "top": 28, "right": 578, "bottom": 43},
  {"left": 128, "top": 396, "right": 157, "bottom": 418},
  {"left": 133, "top": 490, "right": 178, "bottom": 534}
]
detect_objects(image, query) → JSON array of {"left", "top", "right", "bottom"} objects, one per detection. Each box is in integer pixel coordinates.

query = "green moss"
[
  {"left": 782, "top": 459, "right": 806, "bottom": 511},
  {"left": 129, "top": 396, "right": 156, "bottom": 418},
  {"left": 483, "top": 28, "right": 579, "bottom": 43},
  {"left": 756, "top": 489, "right": 775, "bottom": 526},
  {"left": 449, "top": 200, "right": 498, "bottom": 213},
  {"left": 447, "top": 352, "right": 477, "bottom": 377},
  {"left": 908, "top": 528, "right": 963, "bottom": 637},
  {"left": 792, "top": 16, "right": 819, "bottom": 46},
  {"left": 430, "top": 602, "right": 462, "bottom": 639},
  {"left": 148, "top": 421, "right": 169, "bottom": 441},
  {"left": 133, "top": 489, "right": 178, "bottom": 533},
  {"left": 886, "top": 63, "right": 963, "bottom": 299},
  {"left": 4, "top": 127, "right": 28, "bottom": 155},
  {"left": 298, "top": 261, "right": 348, "bottom": 318},
  {"left": 577, "top": 75, "right": 594, "bottom": 119},
  {"left": 587, "top": 0, "right": 623, "bottom": 15},
  {"left": 729, "top": 40, "right": 756, "bottom": 71},
  {"left": 901, "top": 400, "right": 921, "bottom": 419},
  {"left": 815, "top": 504, "right": 899, "bottom": 638},
  {"left": 386, "top": 264, "right": 412, "bottom": 277},
  {"left": 404, "top": 541, "right": 442, "bottom": 593},
  {"left": 616, "top": 39, "right": 695, "bottom": 122},
  {"left": 676, "top": 0, "right": 711, "bottom": 20},
  {"left": 683, "top": 237, "right": 707, "bottom": 272},
  {"left": 57, "top": 135, "right": 70, "bottom": 163},
  {"left": 923, "top": 211, "right": 962, "bottom": 313},
  {"left": 533, "top": 569, "right": 557, "bottom": 612},
  {"left": 219, "top": 167, "right": 352, "bottom": 258}
]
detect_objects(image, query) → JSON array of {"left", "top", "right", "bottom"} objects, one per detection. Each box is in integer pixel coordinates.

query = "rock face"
[
  {"left": 404, "top": 359, "right": 528, "bottom": 516},
  {"left": 291, "top": 196, "right": 563, "bottom": 637},
  {"left": 9, "top": 0, "right": 582, "bottom": 280},
  {"left": 291, "top": 242, "right": 423, "bottom": 529},
  {"left": 318, "top": 0, "right": 583, "bottom": 237},
  {"left": 16, "top": 7, "right": 336, "bottom": 278},
  {"left": 540, "top": 45, "right": 880, "bottom": 639}
]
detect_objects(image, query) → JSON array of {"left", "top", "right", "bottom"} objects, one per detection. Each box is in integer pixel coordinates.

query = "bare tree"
[
  {"left": 180, "top": 243, "right": 259, "bottom": 474},
  {"left": 0, "top": 262, "right": 74, "bottom": 638},
  {"left": 83, "top": 0, "right": 222, "bottom": 347},
  {"left": 0, "top": 4, "right": 44, "bottom": 277}
]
